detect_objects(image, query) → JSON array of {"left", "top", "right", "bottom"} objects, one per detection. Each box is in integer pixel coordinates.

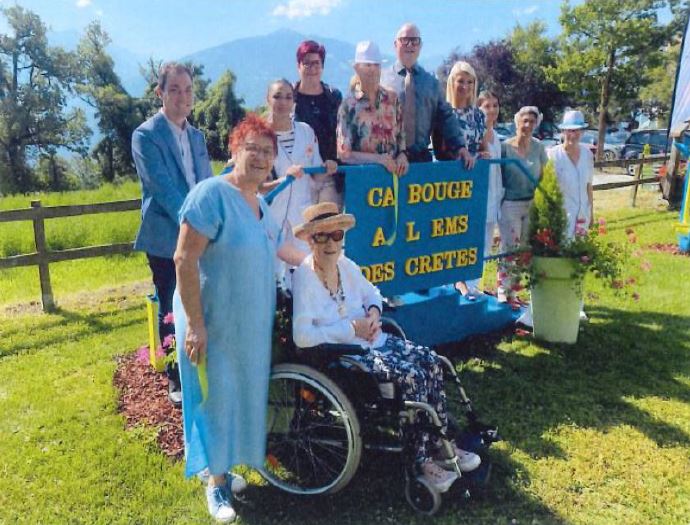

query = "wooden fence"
[
  {"left": 0, "top": 199, "right": 140, "bottom": 311},
  {"left": 0, "top": 154, "right": 673, "bottom": 312}
]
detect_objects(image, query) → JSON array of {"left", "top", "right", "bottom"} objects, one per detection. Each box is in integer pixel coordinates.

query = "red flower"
[
  {"left": 534, "top": 228, "right": 556, "bottom": 248},
  {"left": 598, "top": 225, "right": 607, "bottom": 235}
]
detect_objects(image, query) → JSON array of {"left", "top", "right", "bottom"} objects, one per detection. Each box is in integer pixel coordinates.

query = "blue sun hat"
[{"left": 558, "top": 110, "right": 588, "bottom": 130}]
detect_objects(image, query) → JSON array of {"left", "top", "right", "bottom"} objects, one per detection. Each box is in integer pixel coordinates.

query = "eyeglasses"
[
  {"left": 398, "top": 36, "right": 421, "bottom": 47},
  {"left": 301, "top": 59, "right": 323, "bottom": 69},
  {"left": 312, "top": 230, "right": 345, "bottom": 243},
  {"left": 243, "top": 143, "right": 275, "bottom": 158}
]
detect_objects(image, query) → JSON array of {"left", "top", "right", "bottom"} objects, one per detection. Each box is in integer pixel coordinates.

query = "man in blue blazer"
[{"left": 132, "top": 62, "right": 213, "bottom": 405}]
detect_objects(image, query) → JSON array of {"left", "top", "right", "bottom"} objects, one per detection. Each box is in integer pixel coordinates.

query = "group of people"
[{"left": 132, "top": 21, "right": 595, "bottom": 524}]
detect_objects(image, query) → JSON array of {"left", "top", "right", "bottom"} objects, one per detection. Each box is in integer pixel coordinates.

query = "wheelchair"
[{"left": 261, "top": 289, "right": 499, "bottom": 515}]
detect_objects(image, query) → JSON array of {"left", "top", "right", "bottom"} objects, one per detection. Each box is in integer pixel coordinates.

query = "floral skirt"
[{"left": 352, "top": 335, "right": 447, "bottom": 463}]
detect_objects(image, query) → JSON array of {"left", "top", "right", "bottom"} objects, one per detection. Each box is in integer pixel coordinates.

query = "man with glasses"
[
  {"left": 131, "top": 62, "right": 213, "bottom": 406},
  {"left": 382, "top": 23, "right": 472, "bottom": 167},
  {"left": 294, "top": 40, "right": 343, "bottom": 205}
]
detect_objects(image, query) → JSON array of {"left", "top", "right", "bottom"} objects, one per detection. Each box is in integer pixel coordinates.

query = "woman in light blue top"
[
  {"left": 173, "top": 114, "right": 305, "bottom": 523},
  {"left": 497, "top": 106, "right": 548, "bottom": 303}
]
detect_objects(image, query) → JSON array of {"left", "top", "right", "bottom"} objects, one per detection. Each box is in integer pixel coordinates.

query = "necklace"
[{"left": 316, "top": 263, "right": 347, "bottom": 318}]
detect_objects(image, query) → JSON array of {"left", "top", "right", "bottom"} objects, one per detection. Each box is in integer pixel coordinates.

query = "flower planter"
[{"left": 530, "top": 256, "right": 582, "bottom": 344}]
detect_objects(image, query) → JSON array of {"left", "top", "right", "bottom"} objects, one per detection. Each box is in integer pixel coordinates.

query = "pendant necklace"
[{"left": 317, "top": 264, "right": 347, "bottom": 318}]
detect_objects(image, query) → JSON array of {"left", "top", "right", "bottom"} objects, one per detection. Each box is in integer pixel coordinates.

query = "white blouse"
[
  {"left": 547, "top": 144, "right": 594, "bottom": 237},
  {"left": 292, "top": 254, "right": 386, "bottom": 349},
  {"left": 270, "top": 120, "right": 323, "bottom": 252}
]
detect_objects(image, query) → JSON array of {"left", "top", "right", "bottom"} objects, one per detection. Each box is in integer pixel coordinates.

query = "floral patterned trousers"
[{"left": 352, "top": 335, "right": 448, "bottom": 464}]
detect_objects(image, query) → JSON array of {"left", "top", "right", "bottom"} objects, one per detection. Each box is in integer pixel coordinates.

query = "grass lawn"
[{"left": 1, "top": 186, "right": 689, "bottom": 524}]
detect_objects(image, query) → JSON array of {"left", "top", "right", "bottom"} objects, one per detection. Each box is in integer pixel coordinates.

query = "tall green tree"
[
  {"left": 192, "top": 70, "right": 245, "bottom": 160},
  {"left": 548, "top": 0, "right": 670, "bottom": 159},
  {"left": 76, "top": 21, "right": 145, "bottom": 182},
  {"left": 509, "top": 21, "right": 570, "bottom": 121},
  {"left": 0, "top": 6, "right": 89, "bottom": 193}
]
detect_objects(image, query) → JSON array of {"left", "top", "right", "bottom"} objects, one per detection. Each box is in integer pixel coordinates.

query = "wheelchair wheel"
[
  {"left": 405, "top": 473, "right": 441, "bottom": 515},
  {"left": 262, "top": 363, "right": 362, "bottom": 495}
]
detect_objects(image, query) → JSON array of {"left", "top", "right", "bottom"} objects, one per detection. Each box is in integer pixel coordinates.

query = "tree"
[
  {"left": 548, "top": 0, "right": 671, "bottom": 160},
  {"left": 0, "top": 6, "right": 89, "bottom": 193},
  {"left": 76, "top": 21, "right": 145, "bottom": 182},
  {"left": 509, "top": 21, "right": 570, "bottom": 121},
  {"left": 192, "top": 70, "right": 245, "bottom": 160}
]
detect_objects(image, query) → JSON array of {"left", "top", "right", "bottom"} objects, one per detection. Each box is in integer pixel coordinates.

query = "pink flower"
[
  {"left": 136, "top": 346, "right": 149, "bottom": 364},
  {"left": 575, "top": 225, "right": 587, "bottom": 236},
  {"left": 155, "top": 346, "right": 166, "bottom": 359},
  {"left": 580, "top": 255, "right": 590, "bottom": 264},
  {"left": 162, "top": 334, "right": 176, "bottom": 348},
  {"left": 163, "top": 312, "right": 175, "bottom": 325},
  {"left": 598, "top": 217, "right": 607, "bottom": 226}
]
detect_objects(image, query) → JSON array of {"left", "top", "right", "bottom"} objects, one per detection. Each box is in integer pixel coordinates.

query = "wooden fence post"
[
  {"left": 30, "top": 200, "right": 56, "bottom": 312},
  {"left": 630, "top": 145, "right": 650, "bottom": 208}
]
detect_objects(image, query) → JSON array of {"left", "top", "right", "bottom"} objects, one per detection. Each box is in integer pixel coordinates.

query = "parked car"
[
  {"left": 620, "top": 129, "right": 672, "bottom": 160},
  {"left": 578, "top": 130, "right": 622, "bottom": 161},
  {"left": 494, "top": 121, "right": 560, "bottom": 143},
  {"left": 620, "top": 129, "right": 690, "bottom": 175}
]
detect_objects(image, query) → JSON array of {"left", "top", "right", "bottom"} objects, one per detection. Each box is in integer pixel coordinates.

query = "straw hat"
[
  {"left": 293, "top": 202, "right": 355, "bottom": 241},
  {"left": 558, "top": 110, "right": 588, "bottom": 130}
]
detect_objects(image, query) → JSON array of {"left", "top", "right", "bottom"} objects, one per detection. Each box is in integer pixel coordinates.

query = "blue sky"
[{"left": 2, "top": 0, "right": 582, "bottom": 60}]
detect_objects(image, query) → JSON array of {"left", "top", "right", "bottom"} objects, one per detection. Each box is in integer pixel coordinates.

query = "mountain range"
[{"left": 51, "top": 28, "right": 447, "bottom": 138}]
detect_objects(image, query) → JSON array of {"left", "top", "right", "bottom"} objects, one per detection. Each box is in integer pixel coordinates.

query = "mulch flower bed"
[
  {"left": 646, "top": 242, "right": 690, "bottom": 256},
  {"left": 113, "top": 349, "right": 184, "bottom": 459}
]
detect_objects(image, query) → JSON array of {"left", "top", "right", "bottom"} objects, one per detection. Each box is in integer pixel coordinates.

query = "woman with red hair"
[{"left": 173, "top": 114, "right": 306, "bottom": 523}]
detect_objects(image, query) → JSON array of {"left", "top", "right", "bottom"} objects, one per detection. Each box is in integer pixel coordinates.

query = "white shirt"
[
  {"left": 270, "top": 120, "right": 323, "bottom": 253},
  {"left": 547, "top": 144, "right": 593, "bottom": 237},
  {"left": 292, "top": 254, "right": 386, "bottom": 349},
  {"left": 162, "top": 110, "right": 196, "bottom": 190}
]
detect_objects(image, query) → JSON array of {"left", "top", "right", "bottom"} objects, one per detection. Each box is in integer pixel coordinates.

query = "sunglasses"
[
  {"left": 398, "top": 36, "right": 421, "bottom": 47},
  {"left": 312, "top": 230, "right": 345, "bottom": 243}
]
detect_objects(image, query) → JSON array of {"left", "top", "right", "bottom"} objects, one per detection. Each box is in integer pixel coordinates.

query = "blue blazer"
[{"left": 132, "top": 111, "right": 213, "bottom": 258}]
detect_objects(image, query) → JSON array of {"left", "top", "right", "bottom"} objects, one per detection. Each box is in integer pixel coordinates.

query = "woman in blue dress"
[
  {"left": 173, "top": 114, "right": 306, "bottom": 523},
  {"left": 445, "top": 60, "right": 488, "bottom": 299}
]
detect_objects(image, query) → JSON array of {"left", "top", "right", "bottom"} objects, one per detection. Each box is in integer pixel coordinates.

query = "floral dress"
[
  {"left": 337, "top": 86, "right": 405, "bottom": 158},
  {"left": 453, "top": 106, "right": 486, "bottom": 156}
]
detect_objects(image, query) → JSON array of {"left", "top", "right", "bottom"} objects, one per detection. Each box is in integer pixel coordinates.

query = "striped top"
[{"left": 276, "top": 128, "right": 295, "bottom": 157}]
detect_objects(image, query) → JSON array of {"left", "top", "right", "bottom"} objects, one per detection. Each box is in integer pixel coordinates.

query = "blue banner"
[{"left": 342, "top": 160, "right": 489, "bottom": 296}]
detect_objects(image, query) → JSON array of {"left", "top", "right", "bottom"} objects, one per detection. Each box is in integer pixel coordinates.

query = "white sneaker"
[
  {"left": 453, "top": 445, "right": 481, "bottom": 472},
  {"left": 228, "top": 473, "right": 248, "bottom": 494},
  {"left": 206, "top": 484, "right": 236, "bottom": 523},
  {"left": 421, "top": 460, "right": 458, "bottom": 493},
  {"left": 197, "top": 470, "right": 248, "bottom": 495}
]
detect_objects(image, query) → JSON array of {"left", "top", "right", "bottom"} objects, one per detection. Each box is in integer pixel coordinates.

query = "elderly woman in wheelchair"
[{"left": 261, "top": 202, "right": 490, "bottom": 513}]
